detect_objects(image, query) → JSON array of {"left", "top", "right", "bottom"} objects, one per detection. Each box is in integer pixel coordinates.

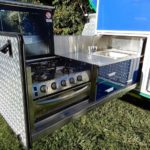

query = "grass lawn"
[{"left": 0, "top": 94, "right": 150, "bottom": 150}]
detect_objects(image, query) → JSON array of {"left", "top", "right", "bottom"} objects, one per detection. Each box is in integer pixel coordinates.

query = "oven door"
[{"left": 33, "top": 83, "right": 91, "bottom": 121}]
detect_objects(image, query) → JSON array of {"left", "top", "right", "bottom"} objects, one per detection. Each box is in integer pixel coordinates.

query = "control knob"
[
  {"left": 61, "top": 80, "right": 67, "bottom": 87},
  {"left": 69, "top": 77, "right": 75, "bottom": 84},
  {"left": 62, "top": 67, "right": 70, "bottom": 74},
  {"left": 77, "top": 75, "right": 82, "bottom": 81},
  {"left": 51, "top": 82, "right": 57, "bottom": 90},
  {"left": 40, "top": 85, "right": 47, "bottom": 93}
]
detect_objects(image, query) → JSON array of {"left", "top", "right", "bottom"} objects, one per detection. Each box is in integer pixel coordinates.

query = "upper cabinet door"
[{"left": 97, "top": 0, "right": 150, "bottom": 32}]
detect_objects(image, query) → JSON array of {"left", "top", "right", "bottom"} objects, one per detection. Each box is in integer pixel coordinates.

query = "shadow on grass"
[{"left": 120, "top": 93, "right": 150, "bottom": 111}]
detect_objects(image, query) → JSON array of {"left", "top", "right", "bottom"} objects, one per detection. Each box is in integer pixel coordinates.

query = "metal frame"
[
  {"left": 31, "top": 83, "right": 138, "bottom": 140},
  {"left": 25, "top": 63, "right": 139, "bottom": 142},
  {"left": 19, "top": 35, "right": 32, "bottom": 149},
  {"left": 146, "top": 68, "right": 150, "bottom": 92}
]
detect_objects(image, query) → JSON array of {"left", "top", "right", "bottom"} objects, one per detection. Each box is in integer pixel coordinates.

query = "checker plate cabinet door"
[
  {"left": 0, "top": 33, "right": 30, "bottom": 148},
  {"left": 97, "top": 0, "right": 150, "bottom": 33}
]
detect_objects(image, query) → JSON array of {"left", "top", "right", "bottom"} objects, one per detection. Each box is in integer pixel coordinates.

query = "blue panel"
[
  {"left": 96, "top": 58, "right": 141, "bottom": 101},
  {"left": 96, "top": 81, "right": 122, "bottom": 100},
  {"left": 97, "top": 0, "right": 150, "bottom": 32}
]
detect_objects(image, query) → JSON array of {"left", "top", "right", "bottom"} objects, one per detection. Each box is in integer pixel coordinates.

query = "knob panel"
[{"left": 32, "top": 71, "right": 90, "bottom": 99}]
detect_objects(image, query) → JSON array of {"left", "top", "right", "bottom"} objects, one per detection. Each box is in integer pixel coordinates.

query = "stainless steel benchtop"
[
  {"left": 56, "top": 51, "right": 141, "bottom": 66},
  {"left": 54, "top": 35, "right": 143, "bottom": 66}
]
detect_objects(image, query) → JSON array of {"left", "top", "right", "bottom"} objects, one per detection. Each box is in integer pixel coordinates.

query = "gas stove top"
[{"left": 27, "top": 56, "right": 91, "bottom": 99}]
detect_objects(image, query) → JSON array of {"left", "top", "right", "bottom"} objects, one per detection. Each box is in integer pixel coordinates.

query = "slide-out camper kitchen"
[{"left": 0, "top": 0, "right": 150, "bottom": 149}]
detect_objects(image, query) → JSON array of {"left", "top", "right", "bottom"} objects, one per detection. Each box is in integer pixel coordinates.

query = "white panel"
[{"left": 139, "top": 36, "right": 150, "bottom": 97}]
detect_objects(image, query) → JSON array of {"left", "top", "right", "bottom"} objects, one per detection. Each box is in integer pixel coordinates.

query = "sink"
[{"left": 92, "top": 49, "right": 133, "bottom": 60}]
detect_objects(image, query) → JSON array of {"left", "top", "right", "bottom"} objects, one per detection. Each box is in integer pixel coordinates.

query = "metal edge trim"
[
  {"left": 130, "top": 90, "right": 150, "bottom": 99},
  {"left": 0, "top": 0, "right": 54, "bottom": 10},
  {"left": 146, "top": 68, "right": 150, "bottom": 93},
  {"left": 26, "top": 56, "right": 57, "bottom": 63},
  {"left": 0, "top": 31, "right": 21, "bottom": 37},
  {"left": 139, "top": 92, "right": 150, "bottom": 99},
  {"left": 18, "top": 35, "right": 32, "bottom": 149}
]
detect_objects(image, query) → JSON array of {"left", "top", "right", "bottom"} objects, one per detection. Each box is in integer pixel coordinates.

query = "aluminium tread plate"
[{"left": 0, "top": 34, "right": 28, "bottom": 147}]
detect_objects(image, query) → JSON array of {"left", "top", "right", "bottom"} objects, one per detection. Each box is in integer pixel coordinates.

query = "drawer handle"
[
  {"left": 36, "top": 85, "right": 89, "bottom": 105},
  {"left": 105, "top": 87, "right": 114, "bottom": 93},
  {"left": 108, "top": 72, "right": 116, "bottom": 77},
  {"left": 127, "top": 79, "right": 133, "bottom": 84}
]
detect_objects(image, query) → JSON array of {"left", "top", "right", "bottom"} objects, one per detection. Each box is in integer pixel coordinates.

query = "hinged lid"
[
  {"left": 96, "top": 0, "right": 150, "bottom": 34},
  {"left": 0, "top": 0, "right": 55, "bottom": 58},
  {"left": 0, "top": 0, "right": 54, "bottom": 11}
]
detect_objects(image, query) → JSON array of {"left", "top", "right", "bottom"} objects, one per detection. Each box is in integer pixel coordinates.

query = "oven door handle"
[{"left": 35, "top": 85, "right": 89, "bottom": 105}]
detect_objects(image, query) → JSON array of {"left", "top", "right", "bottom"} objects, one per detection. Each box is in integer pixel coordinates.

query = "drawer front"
[
  {"left": 96, "top": 81, "right": 123, "bottom": 101},
  {"left": 99, "top": 58, "right": 140, "bottom": 85}
]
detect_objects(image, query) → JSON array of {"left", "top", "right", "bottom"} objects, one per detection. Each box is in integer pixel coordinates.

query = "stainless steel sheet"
[
  {"left": 56, "top": 51, "right": 141, "bottom": 66},
  {"left": 54, "top": 35, "right": 143, "bottom": 67}
]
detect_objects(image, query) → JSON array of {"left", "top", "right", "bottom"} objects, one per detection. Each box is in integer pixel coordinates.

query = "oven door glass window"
[{"left": 0, "top": 9, "right": 53, "bottom": 57}]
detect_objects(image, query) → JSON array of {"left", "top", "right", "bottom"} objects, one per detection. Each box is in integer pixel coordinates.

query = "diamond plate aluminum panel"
[{"left": 0, "top": 35, "right": 27, "bottom": 147}]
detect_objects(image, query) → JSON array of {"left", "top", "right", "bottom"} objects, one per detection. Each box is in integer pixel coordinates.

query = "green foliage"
[
  {"left": 52, "top": 0, "right": 91, "bottom": 35},
  {"left": 21, "top": 0, "right": 93, "bottom": 35}
]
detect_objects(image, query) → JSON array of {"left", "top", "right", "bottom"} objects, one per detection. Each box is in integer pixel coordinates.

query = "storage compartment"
[
  {"left": 96, "top": 80, "right": 123, "bottom": 100},
  {"left": 96, "top": 58, "right": 141, "bottom": 101}
]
